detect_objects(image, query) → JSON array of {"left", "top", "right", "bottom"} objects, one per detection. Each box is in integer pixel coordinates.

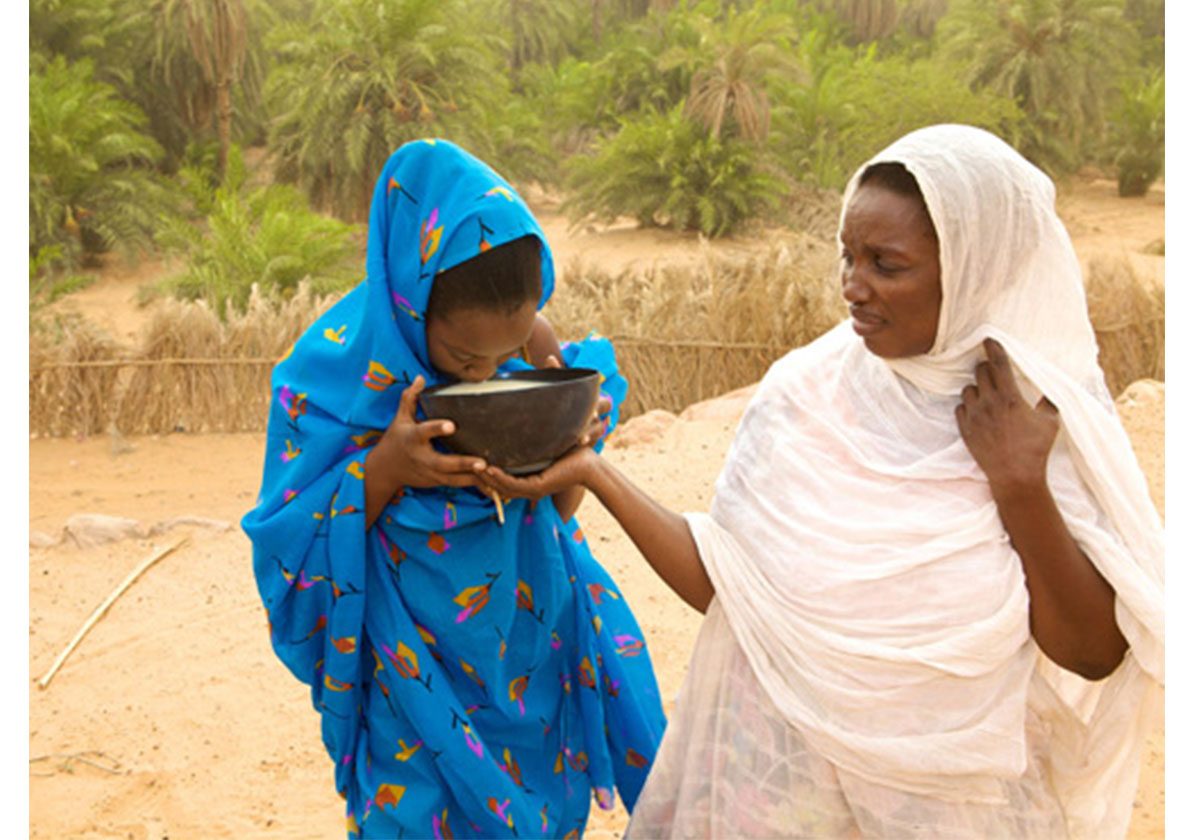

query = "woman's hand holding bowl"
[{"left": 478, "top": 445, "right": 600, "bottom": 501}]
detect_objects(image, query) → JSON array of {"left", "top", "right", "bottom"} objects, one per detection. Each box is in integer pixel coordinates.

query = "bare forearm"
[
  {"left": 584, "top": 457, "right": 713, "bottom": 613},
  {"left": 553, "top": 485, "right": 586, "bottom": 523},
  {"left": 992, "top": 478, "right": 1128, "bottom": 680}
]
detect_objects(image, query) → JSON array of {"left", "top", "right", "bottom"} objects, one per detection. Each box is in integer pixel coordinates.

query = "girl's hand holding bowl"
[
  {"left": 371, "top": 375, "right": 487, "bottom": 490},
  {"left": 540, "top": 355, "right": 612, "bottom": 449}
]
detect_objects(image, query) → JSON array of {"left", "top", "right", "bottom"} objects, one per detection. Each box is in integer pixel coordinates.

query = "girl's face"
[
  {"left": 425, "top": 300, "right": 538, "bottom": 383},
  {"left": 839, "top": 181, "right": 943, "bottom": 359}
]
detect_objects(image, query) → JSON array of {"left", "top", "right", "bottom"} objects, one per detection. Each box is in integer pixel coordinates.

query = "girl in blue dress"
[{"left": 243, "top": 139, "right": 665, "bottom": 839}]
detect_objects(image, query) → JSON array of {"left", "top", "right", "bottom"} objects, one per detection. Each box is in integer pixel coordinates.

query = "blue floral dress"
[{"left": 242, "top": 140, "right": 665, "bottom": 839}]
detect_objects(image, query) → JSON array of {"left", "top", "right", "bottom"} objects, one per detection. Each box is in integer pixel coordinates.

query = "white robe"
[{"left": 626, "top": 126, "right": 1164, "bottom": 840}]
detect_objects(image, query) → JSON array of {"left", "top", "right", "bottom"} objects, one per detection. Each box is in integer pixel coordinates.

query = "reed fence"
[{"left": 29, "top": 249, "right": 1164, "bottom": 437}]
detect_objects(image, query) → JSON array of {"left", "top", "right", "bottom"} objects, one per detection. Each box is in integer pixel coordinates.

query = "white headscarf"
[{"left": 687, "top": 124, "right": 1164, "bottom": 837}]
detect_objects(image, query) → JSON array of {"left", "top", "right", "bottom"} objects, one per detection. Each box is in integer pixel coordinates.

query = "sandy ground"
[{"left": 30, "top": 177, "right": 1165, "bottom": 838}]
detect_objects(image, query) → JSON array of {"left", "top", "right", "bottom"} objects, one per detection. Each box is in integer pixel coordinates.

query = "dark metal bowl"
[{"left": 418, "top": 368, "right": 601, "bottom": 474}]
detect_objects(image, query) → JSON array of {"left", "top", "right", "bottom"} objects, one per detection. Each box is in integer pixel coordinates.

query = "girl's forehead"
[{"left": 431, "top": 303, "right": 538, "bottom": 354}]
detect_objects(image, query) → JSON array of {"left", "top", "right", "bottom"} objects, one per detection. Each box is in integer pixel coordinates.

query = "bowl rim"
[{"left": 420, "top": 366, "right": 601, "bottom": 399}]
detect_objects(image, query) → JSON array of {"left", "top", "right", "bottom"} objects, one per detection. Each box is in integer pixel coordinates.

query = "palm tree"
[
  {"left": 501, "top": 0, "right": 578, "bottom": 80},
  {"left": 143, "top": 0, "right": 260, "bottom": 177},
  {"left": 266, "top": 0, "right": 506, "bottom": 221},
  {"left": 938, "top": 0, "right": 1134, "bottom": 170},
  {"left": 822, "top": 0, "right": 900, "bottom": 43},
  {"left": 684, "top": 6, "right": 803, "bottom": 143},
  {"left": 30, "top": 0, "right": 134, "bottom": 67},
  {"left": 29, "top": 56, "right": 171, "bottom": 266},
  {"left": 1108, "top": 70, "right": 1164, "bottom": 196},
  {"left": 899, "top": 0, "right": 949, "bottom": 39}
]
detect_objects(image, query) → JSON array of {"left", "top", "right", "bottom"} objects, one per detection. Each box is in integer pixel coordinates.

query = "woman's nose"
[{"left": 841, "top": 263, "right": 870, "bottom": 303}]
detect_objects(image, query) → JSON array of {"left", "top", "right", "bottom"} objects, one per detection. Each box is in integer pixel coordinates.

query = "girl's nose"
[{"left": 462, "top": 365, "right": 497, "bottom": 384}]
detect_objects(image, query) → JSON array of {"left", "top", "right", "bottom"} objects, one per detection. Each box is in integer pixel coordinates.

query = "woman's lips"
[{"left": 850, "top": 308, "right": 886, "bottom": 335}]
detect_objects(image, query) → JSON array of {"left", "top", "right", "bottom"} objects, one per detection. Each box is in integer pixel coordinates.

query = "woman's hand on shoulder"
[
  {"left": 956, "top": 338, "right": 1060, "bottom": 495},
  {"left": 371, "top": 375, "right": 486, "bottom": 490}
]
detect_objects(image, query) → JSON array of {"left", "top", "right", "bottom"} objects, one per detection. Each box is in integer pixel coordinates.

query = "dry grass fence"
[
  {"left": 29, "top": 247, "right": 1163, "bottom": 438},
  {"left": 545, "top": 233, "right": 845, "bottom": 416},
  {"left": 30, "top": 286, "right": 340, "bottom": 437}
]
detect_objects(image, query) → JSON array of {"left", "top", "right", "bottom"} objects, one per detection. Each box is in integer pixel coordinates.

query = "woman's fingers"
[
  {"left": 417, "top": 457, "right": 485, "bottom": 489},
  {"left": 974, "top": 361, "right": 997, "bottom": 396},
  {"left": 983, "top": 338, "right": 1019, "bottom": 393},
  {"left": 481, "top": 467, "right": 547, "bottom": 498},
  {"left": 1036, "top": 396, "right": 1061, "bottom": 425},
  {"left": 426, "top": 472, "right": 482, "bottom": 489}
]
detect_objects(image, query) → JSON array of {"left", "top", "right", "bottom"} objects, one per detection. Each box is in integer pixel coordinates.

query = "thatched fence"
[
  {"left": 30, "top": 288, "right": 333, "bottom": 437},
  {"left": 30, "top": 246, "right": 1164, "bottom": 438}
]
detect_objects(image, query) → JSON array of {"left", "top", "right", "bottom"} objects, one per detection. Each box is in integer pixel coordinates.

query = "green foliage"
[
  {"left": 29, "top": 56, "right": 174, "bottom": 267},
  {"left": 31, "top": 0, "right": 269, "bottom": 170},
  {"left": 937, "top": 0, "right": 1134, "bottom": 172},
  {"left": 565, "top": 104, "right": 785, "bottom": 236},
  {"left": 1108, "top": 71, "right": 1164, "bottom": 197},
  {"left": 156, "top": 148, "right": 363, "bottom": 314},
  {"left": 490, "top": 0, "right": 582, "bottom": 77},
  {"left": 29, "top": 245, "right": 98, "bottom": 307},
  {"left": 265, "top": 0, "right": 509, "bottom": 221},
  {"left": 683, "top": 3, "right": 803, "bottom": 142},
  {"left": 137, "top": 0, "right": 267, "bottom": 175},
  {"left": 30, "top": 0, "right": 135, "bottom": 68},
  {"left": 29, "top": 0, "right": 1169, "bottom": 252},
  {"left": 821, "top": 0, "right": 900, "bottom": 44},
  {"left": 898, "top": 0, "right": 949, "bottom": 40},
  {"left": 1123, "top": 0, "right": 1163, "bottom": 69},
  {"left": 443, "top": 96, "right": 556, "bottom": 188},
  {"left": 525, "top": 4, "right": 705, "bottom": 146},
  {"left": 770, "top": 36, "right": 1021, "bottom": 189}
]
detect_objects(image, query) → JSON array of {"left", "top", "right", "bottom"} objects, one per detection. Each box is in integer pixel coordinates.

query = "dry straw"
[
  {"left": 1083, "top": 254, "right": 1165, "bottom": 397},
  {"left": 545, "top": 232, "right": 845, "bottom": 416},
  {"left": 29, "top": 249, "right": 1164, "bottom": 437},
  {"left": 30, "top": 284, "right": 339, "bottom": 437},
  {"left": 29, "top": 316, "right": 123, "bottom": 438}
]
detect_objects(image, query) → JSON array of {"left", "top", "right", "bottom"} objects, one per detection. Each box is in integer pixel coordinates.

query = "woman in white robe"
[{"left": 480, "top": 124, "right": 1164, "bottom": 839}]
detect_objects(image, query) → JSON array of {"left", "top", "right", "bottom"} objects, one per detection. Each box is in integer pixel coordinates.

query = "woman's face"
[
  {"left": 426, "top": 300, "right": 538, "bottom": 383},
  {"left": 839, "top": 181, "right": 942, "bottom": 358}
]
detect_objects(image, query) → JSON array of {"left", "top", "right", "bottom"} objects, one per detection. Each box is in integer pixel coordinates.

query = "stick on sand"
[{"left": 37, "top": 536, "right": 190, "bottom": 690}]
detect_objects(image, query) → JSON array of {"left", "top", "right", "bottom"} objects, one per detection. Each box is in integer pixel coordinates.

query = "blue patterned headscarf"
[{"left": 242, "top": 140, "right": 664, "bottom": 838}]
